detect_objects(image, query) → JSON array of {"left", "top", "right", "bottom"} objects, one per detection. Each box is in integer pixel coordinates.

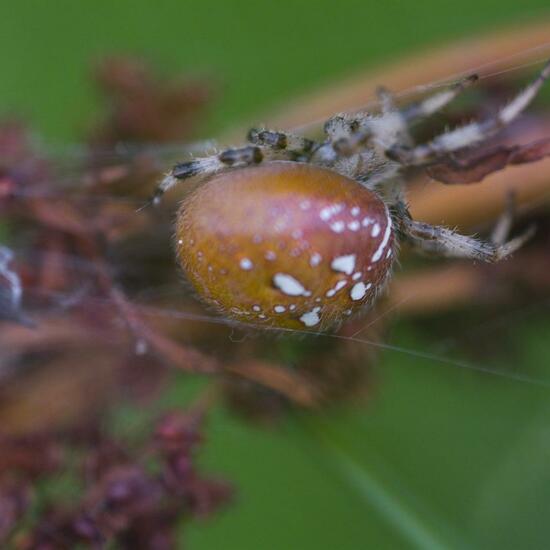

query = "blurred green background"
[
  {"left": 2, "top": 2, "right": 550, "bottom": 549},
  {"left": 1, "top": 0, "right": 549, "bottom": 142}
]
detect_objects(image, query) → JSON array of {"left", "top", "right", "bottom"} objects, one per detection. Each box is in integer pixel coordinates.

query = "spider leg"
[
  {"left": 145, "top": 145, "right": 260, "bottom": 206},
  {"left": 402, "top": 199, "right": 535, "bottom": 262},
  {"left": 400, "top": 74, "right": 478, "bottom": 123},
  {"left": 372, "top": 74, "right": 479, "bottom": 143},
  {"left": 375, "top": 86, "right": 397, "bottom": 114},
  {"left": 322, "top": 74, "right": 478, "bottom": 156},
  {"left": 387, "top": 60, "right": 550, "bottom": 166},
  {"left": 247, "top": 128, "right": 316, "bottom": 157},
  {"left": 490, "top": 191, "right": 516, "bottom": 246},
  {"left": 145, "top": 129, "right": 319, "bottom": 206}
]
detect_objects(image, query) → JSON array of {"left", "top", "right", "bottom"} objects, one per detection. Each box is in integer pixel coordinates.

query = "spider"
[{"left": 146, "top": 61, "right": 549, "bottom": 332}]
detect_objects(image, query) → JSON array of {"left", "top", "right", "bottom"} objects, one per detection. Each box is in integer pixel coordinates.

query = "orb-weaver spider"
[{"left": 147, "top": 61, "right": 549, "bottom": 332}]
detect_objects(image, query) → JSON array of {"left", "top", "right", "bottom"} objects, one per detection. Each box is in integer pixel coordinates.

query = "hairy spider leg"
[
  {"left": 400, "top": 74, "right": 479, "bottom": 123},
  {"left": 321, "top": 73, "right": 479, "bottom": 156},
  {"left": 401, "top": 197, "right": 535, "bottom": 263},
  {"left": 147, "top": 130, "right": 320, "bottom": 206},
  {"left": 387, "top": 59, "right": 550, "bottom": 165},
  {"left": 247, "top": 128, "right": 316, "bottom": 157},
  {"left": 491, "top": 191, "right": 517, "bottom": 246}
]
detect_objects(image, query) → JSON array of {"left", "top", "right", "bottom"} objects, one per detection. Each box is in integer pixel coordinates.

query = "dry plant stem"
[
  {"left": 110, "top": 288, "right": 322, "bottom": 405},
  {"left": 110, "top": 287, "right": 221, "bottom": 374},
  {"left": 387, "top": 245, "right": 550, "bottom": 315},
  {"left": 388, "top": 265, "right": 484, "bottom": 316},
  {"left": 225, "top": 361, "right": 320, "bottom": 407},
  {"left": 90, "top": 220, "right": 322, "bottom": 404}
]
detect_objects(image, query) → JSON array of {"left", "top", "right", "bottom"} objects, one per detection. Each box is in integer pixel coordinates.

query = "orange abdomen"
[{"left": 175, "top": 162, "right": 395, "bottom": 331}]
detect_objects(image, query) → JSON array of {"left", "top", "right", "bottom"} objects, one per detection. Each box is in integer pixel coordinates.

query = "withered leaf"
[{"left": 427, "top": 137, "right": 550, "bottom": 184}]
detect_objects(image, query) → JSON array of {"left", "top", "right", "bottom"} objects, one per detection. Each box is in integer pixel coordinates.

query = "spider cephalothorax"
[{"left": 148, "top": 61, "right": 550, "bottom": 331}]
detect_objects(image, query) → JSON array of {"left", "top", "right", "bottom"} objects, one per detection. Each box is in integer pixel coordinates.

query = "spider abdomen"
[{"left": 175, "top": 162, "right": 395, "bottom": 331}]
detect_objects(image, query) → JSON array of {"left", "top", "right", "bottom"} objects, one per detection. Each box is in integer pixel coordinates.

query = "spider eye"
[{"left": 175, "top": 162, "right": 395, "bottom": 331}]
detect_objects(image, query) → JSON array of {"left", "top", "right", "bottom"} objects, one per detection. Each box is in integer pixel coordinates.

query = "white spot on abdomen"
[
  {"left": 300, "top": 306, "right": 321, "bottom": 327},
  {"left": 310, "top": 253, "right": 322, "bottom": 267},
  {"left": 273, "top": 273, "right": 309, "bottom": 296},
  {"left": 319, "top": 203, "right": 344, "bottom": 221},
  {"left": 326, "top": 280, "right": 347, "bottom": 297},
  {"left": 371, "top": 212, "right": 392, "bottom": 262},
  {"left": 240, "top": 258, "right": 253, "bottom": 270},
  {"left": 350, "top": 282, "right": 372, "bottom": 301},
  {"left": 331, "top": 254, "right": 356, "bottom": 275},
  {"left": 330, "top": 221, "right": 345, "bottom": 233}
]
